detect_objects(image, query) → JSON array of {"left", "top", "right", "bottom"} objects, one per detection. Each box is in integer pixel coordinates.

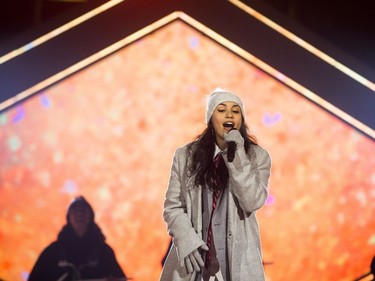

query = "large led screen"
[{"left": 0, "top": 19, "right": 374, "bottom": 281}]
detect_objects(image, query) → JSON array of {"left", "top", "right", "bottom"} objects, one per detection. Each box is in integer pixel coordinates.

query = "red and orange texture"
[{"left": 0, "top": 21, "right": 374, "bottom": 281}]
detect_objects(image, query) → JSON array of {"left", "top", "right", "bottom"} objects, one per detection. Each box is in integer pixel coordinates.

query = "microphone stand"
[
  {"left": 353, "top": 255, "right": 375, "bottom": 281},
  {"left": 58, "top": 259, "right": 131, "bottom": 281},
  {"left": 352, "top": 272, "right": 373, "bottom": 281},
  {"left": 58, "top": 260, "right": 80, "bottom": 281}
]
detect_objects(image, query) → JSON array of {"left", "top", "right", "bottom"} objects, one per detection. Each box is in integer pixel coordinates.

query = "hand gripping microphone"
[{"left": 224, "top": 123, "right": 236, "bottom": 162}]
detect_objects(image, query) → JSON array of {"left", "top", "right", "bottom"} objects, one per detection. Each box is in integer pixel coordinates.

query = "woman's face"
[{"left": 211, "top": 101, "right": 243, "bottom": 150}]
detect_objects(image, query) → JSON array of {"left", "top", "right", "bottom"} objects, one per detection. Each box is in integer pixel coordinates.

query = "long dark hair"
[{"left": 187, "top": 119, "right": 257, "bottom": 191}]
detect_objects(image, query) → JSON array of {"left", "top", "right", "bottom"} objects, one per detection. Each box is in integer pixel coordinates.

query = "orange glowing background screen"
[{"left": 0, "top": 20, "right": 374, "bottom": 281}]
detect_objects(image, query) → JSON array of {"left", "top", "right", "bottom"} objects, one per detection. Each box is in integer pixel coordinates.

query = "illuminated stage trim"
[
  {"left": 230, "top": 0, "right": 375, "bottom": 93},
  {"left": 0, "top": 10, "right": 373, "bottom": 138},
  {"left": 0, "top": 0, "right": 125, "bottom": 65}
]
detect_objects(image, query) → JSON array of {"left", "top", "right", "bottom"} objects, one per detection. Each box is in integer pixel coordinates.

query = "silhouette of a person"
[{"left": 28, "top": 196, "right": 127, "bottom": 281}]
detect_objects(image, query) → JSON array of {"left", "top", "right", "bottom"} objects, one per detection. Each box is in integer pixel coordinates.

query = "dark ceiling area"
[
  {"left": 1, "top": 0, "right": 375, "bottom": 71},
  {"left": 262, "top": 0, "right": 375, "bottom": 70}
]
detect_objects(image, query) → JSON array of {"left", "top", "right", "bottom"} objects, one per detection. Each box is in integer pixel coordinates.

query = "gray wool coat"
[{"left": 160, "top": 142, "right": 271, "bottom": 281}]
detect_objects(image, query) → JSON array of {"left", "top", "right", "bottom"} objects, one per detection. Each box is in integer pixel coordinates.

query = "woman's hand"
[
  {"left": 181, "top": 244, "right": 209, "bottom": 273},
  {"left": 224, "top": 129, "right": 244, "bottom": 150}
]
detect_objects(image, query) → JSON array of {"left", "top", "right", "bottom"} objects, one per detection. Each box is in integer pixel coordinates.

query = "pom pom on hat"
[
  {"left": 66, "top": 195, "right": 95, "bottom": 223},
  {"left": 205, "top": 87, "right": 245, "bottom": 124}
]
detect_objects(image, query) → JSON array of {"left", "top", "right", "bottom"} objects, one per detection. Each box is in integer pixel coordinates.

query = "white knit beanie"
[{"left": 205, "top": 87, "right": 245, "bottom": 124}]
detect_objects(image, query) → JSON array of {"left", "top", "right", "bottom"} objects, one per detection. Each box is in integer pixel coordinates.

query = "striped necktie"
[{"left": 205, "top": 153, "right": 222, "bottom": 268}]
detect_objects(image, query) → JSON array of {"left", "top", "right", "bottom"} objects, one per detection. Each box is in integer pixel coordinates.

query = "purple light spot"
[
  {"left": 40, "top": 95, "right": 52, "bottom": 108},
  {"left": 61, "top": 179, "right": 78, "bottom": 194},
  {"left": 189, "top": 36, "right": 199, "bottom": 49},
  {"left": 12, "top": 106, "right": 25, "bottom": 123},
  {"left": 265, "top": 194, "right": 276, "bottom": 206},
  {"left": 263, "top": 112, "right": 282, "bottom": 126},
  {"left": 21, "top": 271, "right": 29, "bottom": 281}
]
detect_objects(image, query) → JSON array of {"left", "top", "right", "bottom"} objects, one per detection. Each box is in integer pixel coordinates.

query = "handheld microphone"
[{"left": 224, "top": 123, "right": 236, "bottom": 162}]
